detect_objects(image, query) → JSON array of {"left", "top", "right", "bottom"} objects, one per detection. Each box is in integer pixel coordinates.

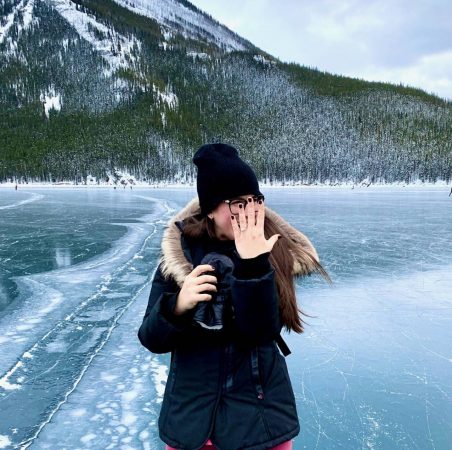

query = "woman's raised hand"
[
  {"left": 174, "top": 264, "right": 217, "bottom": 315},
  {"left": 230, "top": 196, "right": 281, "bottom": 259}
]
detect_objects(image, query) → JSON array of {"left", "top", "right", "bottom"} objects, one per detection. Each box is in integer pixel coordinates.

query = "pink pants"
[{"left": 165, "top": 438, "right": 293, "bottom": 449}]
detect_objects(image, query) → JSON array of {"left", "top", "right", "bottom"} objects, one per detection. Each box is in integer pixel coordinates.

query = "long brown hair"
[{"left": 182, "top": 211, "right": 332, "bottom": 334}]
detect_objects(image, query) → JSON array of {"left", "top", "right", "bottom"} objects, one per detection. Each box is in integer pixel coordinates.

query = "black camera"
[{"left": 192, "top": 252, "right": 235, "bottom": 331}]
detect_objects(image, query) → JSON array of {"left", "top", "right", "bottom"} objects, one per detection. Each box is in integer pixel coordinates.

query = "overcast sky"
[{"left": 189, "top": 0, "right": 452, "bottom": 101}]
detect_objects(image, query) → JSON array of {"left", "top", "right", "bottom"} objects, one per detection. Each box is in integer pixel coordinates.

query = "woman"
[{"left": 138, "top": 143, "right": 331, "bottom": 450}]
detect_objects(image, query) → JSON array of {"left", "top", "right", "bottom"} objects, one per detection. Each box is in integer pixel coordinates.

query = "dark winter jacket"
[{"left": 137, "top": 197, "right": 320, "bottom": 450}]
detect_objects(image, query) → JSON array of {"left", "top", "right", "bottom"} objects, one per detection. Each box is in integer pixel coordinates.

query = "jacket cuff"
[
  {"left": 159, "top": 291, "right": 194, "bottom": 329},
  {"left": 233, "top": 251, "right": 272, "bottom": 279}
]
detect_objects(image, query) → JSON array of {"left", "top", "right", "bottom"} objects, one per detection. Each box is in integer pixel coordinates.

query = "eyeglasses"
[{"left": 223, "top": 195, "right": 265, "bottom": 215}]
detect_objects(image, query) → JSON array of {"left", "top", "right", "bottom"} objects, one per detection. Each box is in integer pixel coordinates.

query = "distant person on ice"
[{"left": 138, "top": 143, "right": 330, "bottom": 450}]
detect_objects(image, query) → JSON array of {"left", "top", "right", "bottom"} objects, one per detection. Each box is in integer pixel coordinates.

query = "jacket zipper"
[
  {"left": 250, "top": 346, "right": 272, "bottom": 439},
  {"left": 222, "top": 342, "right": 234, "bottom": 392},
  {"left": 204, "top": 346, "right": 225, "bottom": 447},
  {"left": 250, "top": 346, "right": 264, "bottom": 399},
  {"left": 169, "top": 350, "right": 177, "bottom": 394}
]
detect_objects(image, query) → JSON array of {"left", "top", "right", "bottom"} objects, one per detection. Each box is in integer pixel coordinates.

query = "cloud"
[
  {"left": 189, "top": 0, "right": 452, "bottom": 100},
  {"left": 297, "top": 0, "right": 452, "bottom": 100},
  {"left": 355, "top": 50, "right": 452, "bottom": 101}
]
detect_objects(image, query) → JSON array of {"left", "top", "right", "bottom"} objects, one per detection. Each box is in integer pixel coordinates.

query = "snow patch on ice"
[
  {"left": 0, "top": 435, "right": 12, "bottom": 449},
  {"left": 101, "top": 372, "right": 118, "bottom": 382},
  {"left": 0, "top": 361, "right": 23, "bottom": 391},
  {"left": 80, "top": 433, "right": 96, "bottom": 443},
  {"left": 71, "top": 408, "right": 87, "bottom": 417},
  {"left": 149, "top": 356, "right": 168, "bottom": 402},
  {"left": 0, "top": 192, "right": 44, "bottom": 210}
]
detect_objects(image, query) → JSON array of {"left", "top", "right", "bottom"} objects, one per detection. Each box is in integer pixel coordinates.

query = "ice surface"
[
  {"left": 0, "top": 191, "right": 44, "bottom": 210},
  {"left": 0, "top": 187, "right": 450, "bottom": 449},
  {"left": 287, "top": 264, "right": 452, "bottom": 449},
  {"left": 30, "top": 281, "right": 169, "bottom": 450}
]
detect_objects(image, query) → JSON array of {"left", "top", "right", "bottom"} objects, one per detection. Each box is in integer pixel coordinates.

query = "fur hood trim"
[{"left": 159, "top": 197, "right": 320, "bottom": 287}]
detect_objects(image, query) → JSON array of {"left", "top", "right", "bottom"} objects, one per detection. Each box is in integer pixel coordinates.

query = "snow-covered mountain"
[
  {"left": 0, "top": 0, "right": 450, "bottom": 185},
  {"left": 1, "top": 0, "right": 255, "bottom": 84},
  {"left": 110, "top": 0, "right": 253, "bottom": 52}
]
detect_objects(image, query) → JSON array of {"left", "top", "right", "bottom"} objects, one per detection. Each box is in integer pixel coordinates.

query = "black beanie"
[{"left": 193, "top": 143, "right": 263, "bottom": 216}]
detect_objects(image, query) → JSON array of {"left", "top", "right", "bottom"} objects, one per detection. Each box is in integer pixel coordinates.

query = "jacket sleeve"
[
  {"left": 230, "top": 251, "right": 282, "bottom": 347},
  {"left": 137, "top": 262, "right": 195, "bottom": 354}
]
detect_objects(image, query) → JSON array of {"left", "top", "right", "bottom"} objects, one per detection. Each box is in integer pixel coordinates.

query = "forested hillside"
[{"left": 1, "top": 0, "right": 450, "bottom": 185}]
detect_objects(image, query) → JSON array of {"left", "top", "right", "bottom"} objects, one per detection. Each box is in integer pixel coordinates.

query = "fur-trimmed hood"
[{"left": 159, "top": 196, "right": 320, "bottom": 288}]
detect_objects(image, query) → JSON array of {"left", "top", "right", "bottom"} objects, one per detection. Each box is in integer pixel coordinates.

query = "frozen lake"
[{"left": 0, "top": 186, "right": 451, "bottom": 449}]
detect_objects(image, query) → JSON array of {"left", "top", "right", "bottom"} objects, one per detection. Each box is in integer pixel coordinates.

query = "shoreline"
[{"left": 0, "top": 180, "right": 450, "bottom": 189}]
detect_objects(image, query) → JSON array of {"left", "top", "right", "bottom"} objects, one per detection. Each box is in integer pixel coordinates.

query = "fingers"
[
  {"left": 193, "top": 281, "right": 217, "bottom": 303},
  {"left": 256, "top": 196, "right": 265, "bottom": 230},
  {"left": 194, "top": 282, "right": 217, "bottom": 293},
  {"left": 267, "top": 234, "right": 281, "bottom": 250},
  {"left": 230, "top": 214, "right": 240, "bottom": 237},
  {"left": 237, "top": 202, "right": 247, "bottom": 230},
  {"left": 180, "top": 266, "right": 217, "bottom": 309},
  {"left": 194, "top": 274, "right": 217, "bottom": 285},
  {"left": 246, "top": 196, "right": 257, "bottom": 228},
  {"left": 191, "top": 264, "right": 215, "bottom": 277}
]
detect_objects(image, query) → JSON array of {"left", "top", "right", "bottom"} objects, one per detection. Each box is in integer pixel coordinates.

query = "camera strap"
[{"left": 275, "top": 333, "right": 291, "bottom": 357}]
